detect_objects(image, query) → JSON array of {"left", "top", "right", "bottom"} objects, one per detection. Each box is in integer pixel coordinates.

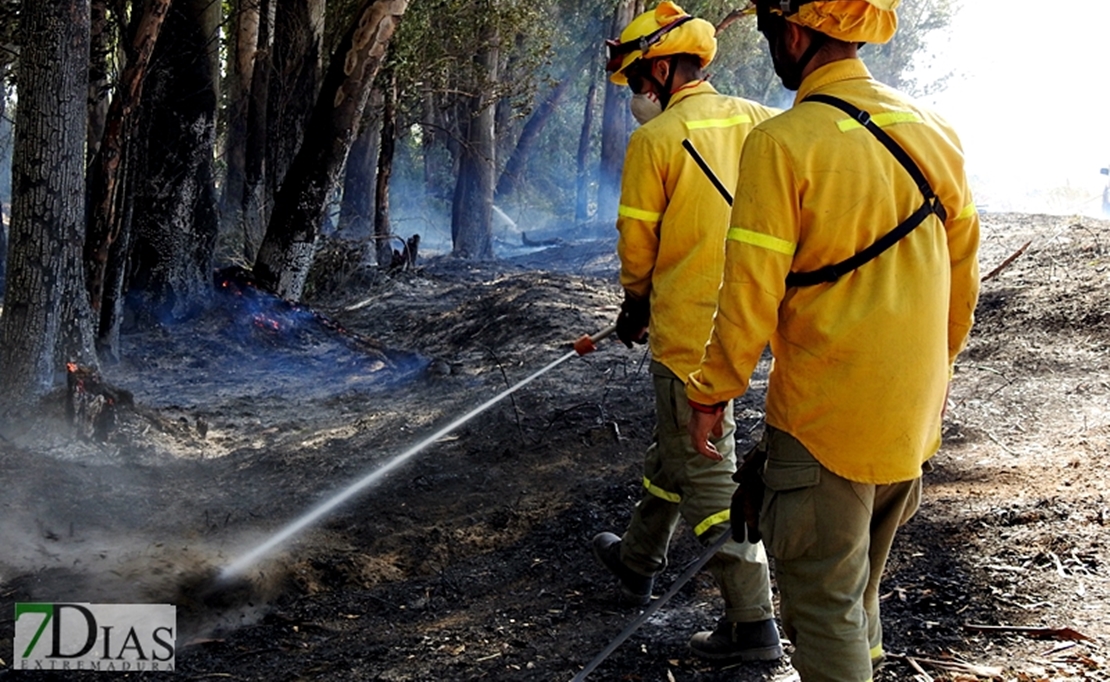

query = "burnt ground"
[{"left": 1, "top": 211, "right": 1108, "bottom": 681}]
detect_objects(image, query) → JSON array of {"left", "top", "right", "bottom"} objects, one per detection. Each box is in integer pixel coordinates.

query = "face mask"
[{"left": 630, "top": 92, "right": 663, "bottom": 125}]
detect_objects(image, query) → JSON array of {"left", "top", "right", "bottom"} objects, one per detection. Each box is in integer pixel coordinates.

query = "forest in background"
[{"left": 0, "top": 0, "right": 954, "bottom": 415}]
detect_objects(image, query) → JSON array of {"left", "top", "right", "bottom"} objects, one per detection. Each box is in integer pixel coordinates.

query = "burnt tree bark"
[
  {"left": 87, "top": 0, "right": 112, "bottom": 164},
  {"left": 85, "top": 0, "right": 172, "bottom": 355},
  {"left": 0, "top": 0, "right": 97, "bottom": 408},
  {"left": 597, "top": 0, "right": 640, "bottom": 222},
  {"left": 451, "top": 16, "right": 498, "bottom": 260},
  {"left": 219, "top": 0, "right": 261, "bottom": 241},
  {"left": 495, "top": 45, "right": 593, "bottom": 201},
  {"left": 266, "top": 0, "right": 326, "bottom": 204},
  {"left": 373, "top": 72, "right": 396, "bottom": 266},
  {"left": 242, "top": 0, "right": 276, "bottom": 260},
  {"left": 336, "top": 89, "right": 382, "bottom": 238},
  {"left": 0, "top": 81, "right": 7, "bottom": 294},
  {"left": 253, "top": 0, "right": 409, "bottom": 301},
  {"left": 576, "top": 65, "right": 600, "bottom": 226},
  {"left": 126, "top": 0, "right": 219, "bottom": 321}
]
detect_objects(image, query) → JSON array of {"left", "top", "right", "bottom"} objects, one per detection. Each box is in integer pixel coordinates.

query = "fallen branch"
[
  {"left": 906, "top": 655, "right": 935, "bottom": 681},
  {"left": 889, "top": 653, "right": 1003, "bottom": 678},
  {"left": 964, "top": 623, "right": 1092, "bottom": 641},
  {"left": 981, "top": 239, "right": 1032, "bottom": 282}
]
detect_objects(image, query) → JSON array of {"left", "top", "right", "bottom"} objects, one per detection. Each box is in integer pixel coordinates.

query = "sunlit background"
[{"left": 918, "top": 1, "right": 1110, "bottom": 217}]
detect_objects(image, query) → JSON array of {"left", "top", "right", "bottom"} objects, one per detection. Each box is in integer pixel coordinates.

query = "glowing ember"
[{"left": 251, "top": 314, "right": 281, "bottom": 332}]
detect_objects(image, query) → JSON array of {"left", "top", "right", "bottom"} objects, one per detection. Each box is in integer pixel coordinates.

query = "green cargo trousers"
[
  {"left": 759, "top": 426, "right": 922, "bottom": 682},
  {"left": 619, "top": 362, "right": 774, "bottom": 624}
]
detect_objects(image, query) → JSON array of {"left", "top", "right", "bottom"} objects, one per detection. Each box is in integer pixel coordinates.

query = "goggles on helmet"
[{"left": 605, "top": 15, "right": 696, "bottom": 74}]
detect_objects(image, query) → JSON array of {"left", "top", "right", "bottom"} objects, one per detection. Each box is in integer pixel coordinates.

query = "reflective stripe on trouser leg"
[
  {"left": 622, "top": 363, "right": 772, "bottom": 623},
  {"left": 759, "top": 426, "right": 873, "bottom": 682}
]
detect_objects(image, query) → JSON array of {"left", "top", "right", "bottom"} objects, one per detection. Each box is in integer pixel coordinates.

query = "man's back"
[
  {"left": 692, "top": 59, "right": 979, "bottom": 483},
  {"left": 617, "top": 81, "right": 777, "bottom": 378}
]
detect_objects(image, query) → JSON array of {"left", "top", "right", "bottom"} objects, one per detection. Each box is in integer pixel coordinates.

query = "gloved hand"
[
  {"left": 616, "top": 291, "right": 650, "bottom": 348},
  {"left": 731, "top": 443, "right": 768, "bottom": 544}
]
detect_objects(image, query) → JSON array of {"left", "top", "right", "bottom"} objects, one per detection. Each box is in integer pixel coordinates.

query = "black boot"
[
  {"left": 591, "top": 532, "right": 653, "bottom": 606},
  {"left": 689, "top": 618, "right": 783, "bottom": 662}
]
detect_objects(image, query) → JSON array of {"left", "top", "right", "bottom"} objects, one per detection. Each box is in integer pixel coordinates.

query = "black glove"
[
  {"left": 731, "top": 442, "right": 768, "bottom": 543},
  {"left": 616, "top": 291, "right": 650, "bottom": 348}
]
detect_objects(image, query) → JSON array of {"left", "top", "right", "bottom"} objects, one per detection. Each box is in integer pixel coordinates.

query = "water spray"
[{"left": 217, "top": 323, "right": 617, "bottom": 581}]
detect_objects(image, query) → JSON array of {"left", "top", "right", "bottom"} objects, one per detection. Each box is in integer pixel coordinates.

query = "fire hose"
[
  {"left": 219, "top": 323, "right": 617, "bottom": 580},
  {"left": 571, "top": 530, "right": 733, "bottom": 681},
  {"left": 571, "top": 145, "right": 733, "bottom": 678}
]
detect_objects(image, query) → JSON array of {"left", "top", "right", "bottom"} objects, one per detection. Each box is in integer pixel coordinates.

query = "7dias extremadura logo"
[{"left": 14, "top": 603, "right": 176, "bottom": 672}]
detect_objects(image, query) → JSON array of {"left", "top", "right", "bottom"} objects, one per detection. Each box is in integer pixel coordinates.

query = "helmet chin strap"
[{"left": 773, "top": 26, "right": 825, "bottom": 90}]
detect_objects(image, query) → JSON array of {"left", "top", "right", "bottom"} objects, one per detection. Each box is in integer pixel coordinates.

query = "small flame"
[
  {"left": 252, "top": 314, "right": 281, "bottom": 332},
  {"left": 66, "top": 362, "right": 78, "bottom": 373}
]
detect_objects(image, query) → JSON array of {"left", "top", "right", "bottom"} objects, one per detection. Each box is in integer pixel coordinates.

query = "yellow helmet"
[
  {"left": 761, "top": 0, "right": 899, "bottom": 44},
  {"left": 605, "top": 2, "right": 718, "bottom": 86}
]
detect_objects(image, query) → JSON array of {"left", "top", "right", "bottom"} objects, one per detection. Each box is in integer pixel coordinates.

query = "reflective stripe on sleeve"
[
  {"left": 619, "top": 205, "right": 663, "bottom": 222},
  {"left": 956, "top": 203, "right": 976, "bottom": 220},
  {"left": 727, "top": 227, "right": 796, "bottom": 255},
  {"left": 643, "top": 476, "right": 681, "bottom": 503},
  {"left": 836, "top": 111, "right": 923, "bottom": 133},
  {"left": 685, "top": 114, "right": 753, "bottom": 131},
  {"left": 693, "top": 509, "right": 730, "bottom": 537}
]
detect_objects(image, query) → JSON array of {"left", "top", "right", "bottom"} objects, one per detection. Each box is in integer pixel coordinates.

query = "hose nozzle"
[{"left": 574, "top": 323, "right": 617, "bottom": 356}]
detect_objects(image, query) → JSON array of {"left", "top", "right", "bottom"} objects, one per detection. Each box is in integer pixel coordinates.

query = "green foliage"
[{"left": 861, "top": 0, "right": 957, "bottom": 96}]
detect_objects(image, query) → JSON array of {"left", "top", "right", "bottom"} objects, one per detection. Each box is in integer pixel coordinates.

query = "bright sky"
[{"left": 918, "top": 1, "right": 1110, "bottom": 216}]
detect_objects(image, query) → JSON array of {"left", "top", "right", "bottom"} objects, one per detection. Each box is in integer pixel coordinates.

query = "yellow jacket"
[
  {"left": 687, "top": 59, "right": 979, "bottom": 484},
  {"left": 617, "top": 81, "right": 778, "bottom": 378}
]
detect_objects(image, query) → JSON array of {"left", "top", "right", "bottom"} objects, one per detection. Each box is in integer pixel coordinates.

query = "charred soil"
[{"left": 1, "top": 213, "right": 1108, "bottom": 681}]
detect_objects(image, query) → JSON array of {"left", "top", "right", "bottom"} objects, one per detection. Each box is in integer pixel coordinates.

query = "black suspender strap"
[{"left": 785, "top": 94, "right": 948, "bottom": 288}]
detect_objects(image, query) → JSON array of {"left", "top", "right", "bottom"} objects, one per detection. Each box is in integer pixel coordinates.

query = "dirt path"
[{"left": 1, "top": 213, "right": 1107, "bottom": 681}]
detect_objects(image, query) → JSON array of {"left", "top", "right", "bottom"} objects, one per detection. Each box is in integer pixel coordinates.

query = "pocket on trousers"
[{"left": 760, "top": 462, "right": 822, "bottom": 561}]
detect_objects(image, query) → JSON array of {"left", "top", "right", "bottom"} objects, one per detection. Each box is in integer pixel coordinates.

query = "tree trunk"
[
  {"left": 336, "top": 89, "right": 381, "bottom": 238},
  {"left": 266, "top": 0, "right": 326, "bottom": 203},
  {"left": 576, "top": 67, "right": 600, "bottom": 226},
  {"left": 451, "top": 19, "right": 498, "bottom": 260},
  {"left": 253, "top": 0, "right": 409, "bottom": 301},
  {"left": 85, "top": 0, "right": 172, "bottom": 324},
  {"left": 374, "top": 72, "right": 396, "bottom": 266},
  {"left": 494, "top": 32, "right": 524, "bottom": 163},
  {"left": 88, "top": 0, "right": 112, "bottom": 164},
  {"left": 495, "top": 44, "right": 593, "bottom": 201},
  {"left": 0, "top": 205, "right": 6, "bottom": 297},
  {"left": 219, "top": 0, "right": 261, "bottom": 241},
  {"left": 126, "top": 0, "right": 220, "bottom": 322},
  {"left": 96, "top": 148, "right": 137, "bottom": 362},
  {"left": 242, "top": 0, "right": 276, "bottom": 260},
  {"left": 597, "top": 0, "right": 639, "bottom": 223},
  {"left": 421, "top": 90, "right": 445, "bottom": 202},
  {"left": 0, "top": 0, "right": 97, "bottom": 408},
  {"left": 0, "top": 83, "right": 7, "bottom": 295}
]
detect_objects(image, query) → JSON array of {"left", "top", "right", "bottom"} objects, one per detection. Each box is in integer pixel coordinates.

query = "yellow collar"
[
  {"left": 667, "top": 80, "right": 719, "bottom": 109},
  {"left": 794, "top": 58, "right": 873, "bottom": 105}
]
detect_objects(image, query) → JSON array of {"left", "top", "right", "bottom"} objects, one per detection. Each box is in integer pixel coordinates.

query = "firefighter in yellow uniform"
[
  {"left": 686, "top": 1, "right": 980, "bottom": 680},
  {"left": 590, "top": 1, "right": 783, "bottom": 663}
]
